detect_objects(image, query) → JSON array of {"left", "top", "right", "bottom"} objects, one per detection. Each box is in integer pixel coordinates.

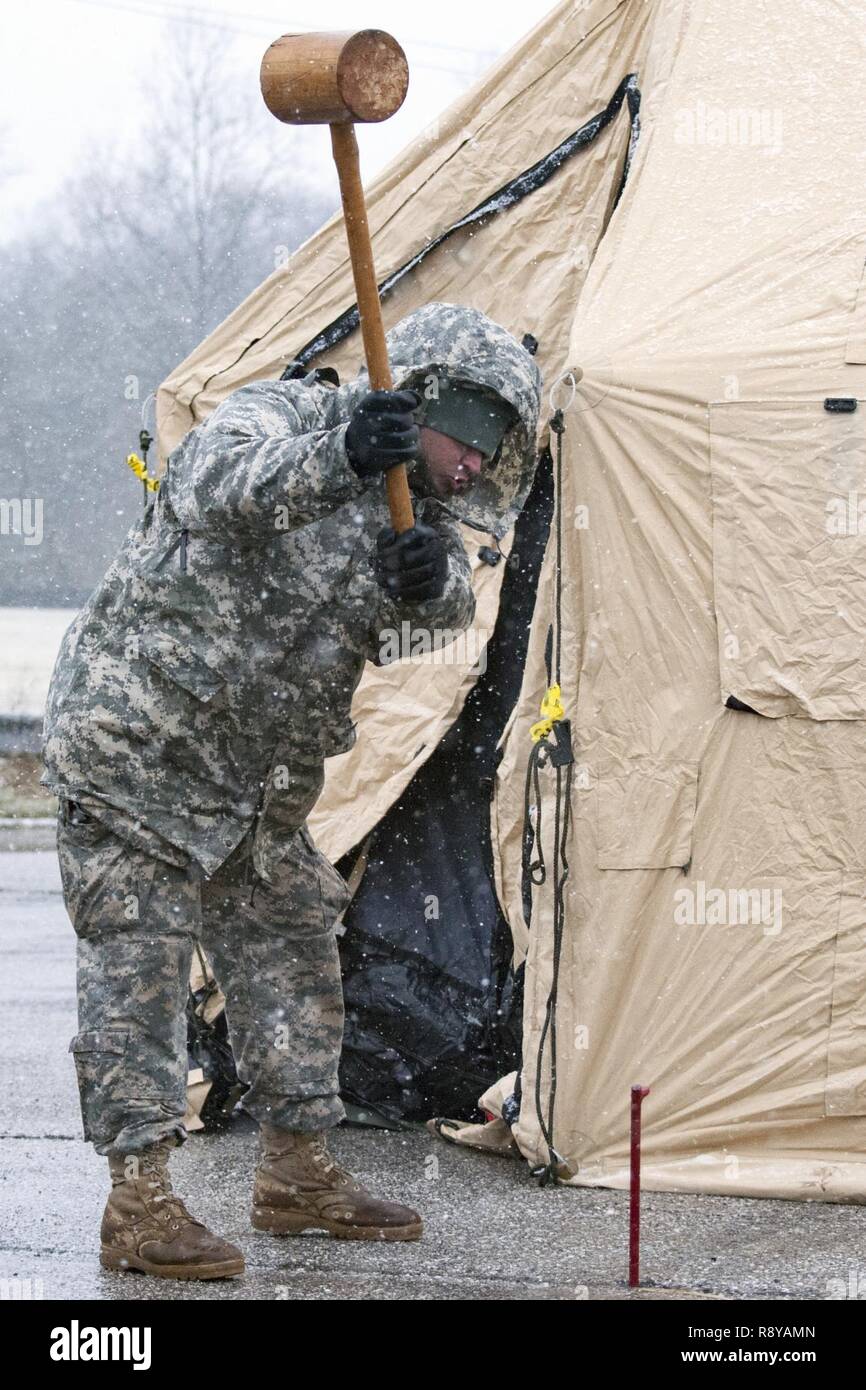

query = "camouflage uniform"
[{"left": 43, "top": 302, "right": 542, "bottom": 1155}]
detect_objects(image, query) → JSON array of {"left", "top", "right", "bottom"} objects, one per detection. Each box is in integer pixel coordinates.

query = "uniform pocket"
[
  {"left": 710, "top": 399, "right": 866, "bottom": 719},
  {"left": 300, "top": 824, "right": 352, "bottom": 920},
  {"left": 69, "top": 1029, "right": 130, "bottom": 1142},
  {"left": 138, "top": 629, "right": 227, "bottom": 703},
  {"left": 58, "top": 800, "right": 112, "bottom": 849},
  {"left": 250, "top": 827, "right": 350, "bottom": 932},
  {"left": 596, "top": 761, "right": 697, "bottom": 870},
  {"left": 70, "top": 1029, "right": 128, "bottom": 1062},
  {"left": 57, "top": 818, "right": 156, "bottom": 938},
  {"left": 314, "top": 716, "right": 357, "bottom": 760},
  {"left": 259, "top": 743, "right": 326, "bottom": 837}
]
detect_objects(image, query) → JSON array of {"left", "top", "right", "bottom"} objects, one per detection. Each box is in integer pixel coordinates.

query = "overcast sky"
[{"left": 0, "top": 0, "right": 555, "bottom": 241}]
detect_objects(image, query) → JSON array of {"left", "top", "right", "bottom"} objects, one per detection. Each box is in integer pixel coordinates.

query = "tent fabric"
[
  {"left": 274, "top": 69, "right": 639, "bottom": 381},
  {"left": 479, "top": 0, "right": 866, "bottom": 1200},
  {"left": 159, "top": 0, "right": 866, "bottom": 1201},
  {"left": 156, "top": 0, "right": 646, "bottom": 455}
]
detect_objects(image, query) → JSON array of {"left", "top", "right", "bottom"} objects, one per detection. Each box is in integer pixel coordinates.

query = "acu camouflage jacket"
[{"left": 42, "top": 303, "right": 542, "bottom": 876}]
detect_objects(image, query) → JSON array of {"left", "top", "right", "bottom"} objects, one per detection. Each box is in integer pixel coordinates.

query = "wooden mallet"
[{"left": 261, "top": 29, "right": 415, "bottom": 533}]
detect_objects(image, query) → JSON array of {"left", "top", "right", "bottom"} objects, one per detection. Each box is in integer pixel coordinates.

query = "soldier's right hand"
[{"left": 345, "top": 390, "right": 421, "bottom": 479}]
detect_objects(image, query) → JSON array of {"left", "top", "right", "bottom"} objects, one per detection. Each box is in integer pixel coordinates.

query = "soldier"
[{"left": 43, "top": 301, "right": 542, "bottom": 1280}]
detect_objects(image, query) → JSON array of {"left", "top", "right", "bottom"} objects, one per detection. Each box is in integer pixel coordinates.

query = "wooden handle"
[{"left": 330, "top": 122, "right": 415, "bottom": 534}]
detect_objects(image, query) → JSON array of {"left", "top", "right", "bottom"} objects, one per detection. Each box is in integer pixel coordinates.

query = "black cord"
[{"left": 528, "top": 407, "right": 574, "bottom": 1185}]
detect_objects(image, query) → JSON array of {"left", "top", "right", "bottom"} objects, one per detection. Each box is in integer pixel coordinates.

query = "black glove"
[
  {"left": 375, "top": 523, "right": 448, "bottom": 603},
  {"left": 345, "top": 389, "right": 420, "bottom": 479}
]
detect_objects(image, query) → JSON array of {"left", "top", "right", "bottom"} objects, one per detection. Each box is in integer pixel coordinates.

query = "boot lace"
[
  {"left": 140, "top": 1180, "right": 202, "bottom": 1233},
  {"left": 309, "top": 1138, "right": 358, "bottom": 1189}
]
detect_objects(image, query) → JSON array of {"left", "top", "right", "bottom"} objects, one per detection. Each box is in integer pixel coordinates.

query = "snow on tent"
[{"left": 158, "top": 0, "right": 866, "bottom": 1200}]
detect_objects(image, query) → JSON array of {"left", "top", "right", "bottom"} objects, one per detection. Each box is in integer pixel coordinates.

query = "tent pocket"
[
  {"left": 596, "top": 760, "right": 697, "bottom": 870},
  {"left": 710, "top": 399, "right": 866, "bottom": 719},
  {"left": 825, "top": 878, "right": 866, "bottom": 1116},
  {"left": 845, "top": 256, "right": 866, "bottom": 364}
]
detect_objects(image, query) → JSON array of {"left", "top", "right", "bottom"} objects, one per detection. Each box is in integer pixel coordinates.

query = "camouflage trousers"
[{"left": 57, "top": 799, "right": 350, "bottom": 1155}]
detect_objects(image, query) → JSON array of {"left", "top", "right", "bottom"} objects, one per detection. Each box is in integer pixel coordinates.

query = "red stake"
[{"left": 629, "top": 1084, "right": 651, "bottom": 1288}]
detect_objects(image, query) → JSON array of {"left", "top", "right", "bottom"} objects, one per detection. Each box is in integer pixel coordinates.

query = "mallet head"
[{"left": 260, "top": 29, "right": 409, "bottom": 125}]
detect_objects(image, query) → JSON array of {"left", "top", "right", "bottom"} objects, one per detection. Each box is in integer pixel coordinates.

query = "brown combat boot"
[
  {"left": 100, "top": 1141, "right": 245, "bottom": 1280},
  {"left": 251, "top": 1125, "right": 423, "bottom": 1241}
]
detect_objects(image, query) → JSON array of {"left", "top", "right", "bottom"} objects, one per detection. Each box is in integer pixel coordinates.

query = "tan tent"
[{"left": 159, "top": 0, "right": 866, "bottom": 1201}]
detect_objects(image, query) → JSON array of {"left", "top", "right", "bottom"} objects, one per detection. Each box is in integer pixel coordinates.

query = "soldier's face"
[{"left": 419, "top": 426, "right": 485, "bottom": 497}]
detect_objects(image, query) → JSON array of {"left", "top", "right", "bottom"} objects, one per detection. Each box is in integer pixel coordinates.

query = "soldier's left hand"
[{"left": 375, "top": 524, "right": 448, "bottom": 602}]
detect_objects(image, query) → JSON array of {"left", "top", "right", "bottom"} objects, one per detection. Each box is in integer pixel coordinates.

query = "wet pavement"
[{"left": 1, "top": 849, "right": 863, "bottom": 1302}]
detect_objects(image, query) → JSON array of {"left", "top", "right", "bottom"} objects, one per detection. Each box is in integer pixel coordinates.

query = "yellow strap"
[
  {"left": 530, "top": 683, "right": 565, "bottom": 742},
  {"left": 126, "top": 452, "right": 160, "bottom": 492}
]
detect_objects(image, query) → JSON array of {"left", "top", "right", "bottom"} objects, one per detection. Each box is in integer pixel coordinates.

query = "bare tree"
[
  {"left": 0, "top": 24, "right": 334, "bottom": 607},
  {"left": 65, "top": 25, "right": 332, "bottom": 339}
]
